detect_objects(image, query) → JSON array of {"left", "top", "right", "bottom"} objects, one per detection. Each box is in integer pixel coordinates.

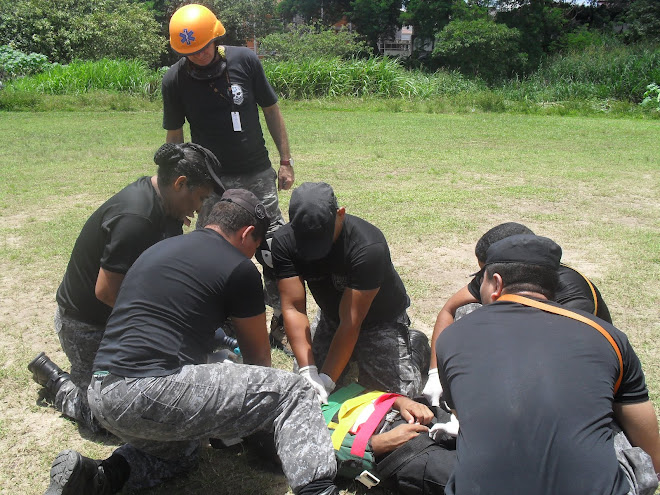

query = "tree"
[
  {"left": 495, "top": 0, "right": 568, "bottom": 66},
  {"left": 277, "top": 0, "right": 352, "bottom": 25},
  {"left": 400, "top": 0, "right": 453, "bottom": 52},
  {"left": 259, "top": 25, "right": 372, "bottom": 60},
  {"left": 625, "top": 0, "right": 660, "bottom": 43},
  {"left": 433, "top": 18, "right": 527, "bottom": 82},
  {"left": 0, "top": 0, "right": 165, "bottom": 66},
  {"left": 349, "top": 0, "right": 402, "bottom": 52}
]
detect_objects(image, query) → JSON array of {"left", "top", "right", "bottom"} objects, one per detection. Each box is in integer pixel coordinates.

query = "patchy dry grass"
[{"left": 0, "top": 107, "right": 658, "bottom": 494}]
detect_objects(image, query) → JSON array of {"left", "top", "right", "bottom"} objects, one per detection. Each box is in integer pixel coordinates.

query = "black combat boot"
[
  {"left": 28, "top": 352, "right": 71, "bottom": 396},
  {"left": 45, "top": 450, "right": 114, "bottom": 495}
]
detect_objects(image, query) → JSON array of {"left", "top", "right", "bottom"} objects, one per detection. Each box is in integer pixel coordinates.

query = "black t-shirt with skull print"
[
  {"left": 162, "top": 46, "right": 278, "bottom": 175},
  {"left": 271, "top": 214, "right": 410, "bottom": 325}
]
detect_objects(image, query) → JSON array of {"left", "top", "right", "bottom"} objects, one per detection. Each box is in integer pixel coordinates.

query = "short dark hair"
[
  {"left": 475, "top": 222, "right": 535, "bottom": 263},
  {"left": 484, "top": 262, "right": 558, "bottom": 300},
  {"left": 154, "top": 142, "right": 216, "bottom": 189},
  {"left": 204, "top": 201, "right": 267, "bottom": 242},
  {"left": 195, "top": 193, "right": 222, "bottom": 230}
]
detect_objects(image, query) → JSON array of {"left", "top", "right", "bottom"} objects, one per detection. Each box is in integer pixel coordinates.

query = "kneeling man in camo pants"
[
  {"left": 271, "top": 182, "right": 425, "bottom": 404},
  {"left": 45, "top": 189, "right": 338, "bottom": 495}
]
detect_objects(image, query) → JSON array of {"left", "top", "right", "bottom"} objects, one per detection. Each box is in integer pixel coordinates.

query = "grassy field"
[{"left": 0, "top": 105, "right": 658, "bottom": 494}]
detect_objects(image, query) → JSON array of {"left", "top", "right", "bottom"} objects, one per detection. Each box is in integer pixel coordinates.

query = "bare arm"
[
  {"left": 614, "top": 401, "right": 660, "bottom": 472},
  {"left": 278, "top": 276, "right": 315, "bottom": 367},
  {"left": 262, "top": 103, "right": 293, "bottom": 190},
  {"left": 320, "top": 287, "right": 379, "bottom": 382},
  {"left": 166, "top": 128, "right": 184, "bottom": 144},
  {"left": 393, "top": 397, "right": 435, "bottom": 425},
  {"left": 430, "top": 285, "right": 479, "bottom": 368},
  {"left": 370, "top": 423, "right": 430, "bottom": 456},
  {"left": 95, "top": 268, "right": 125, "bottom": 308},
  {"left": 232, "top": 313, "right": 271, "bottom": 367}
]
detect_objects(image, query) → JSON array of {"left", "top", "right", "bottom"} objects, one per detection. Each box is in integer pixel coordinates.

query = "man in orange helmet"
[{"left": 162, "top": 3, "right": 293, "bottom": 348}]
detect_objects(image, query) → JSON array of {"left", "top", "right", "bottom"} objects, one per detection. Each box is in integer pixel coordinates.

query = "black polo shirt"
[
  {"left": 467, "top": 263, "right": 612, "bottom": 323},
  {"left": 94, "top": 228, "right": 265, "bottom": 377},
  {"left": 162, "top": 46, "right": 278, "bottom": 175},
  {"left": 437, "top": 298, "right": 647, "bottom": 495},
  {"left": 56, "top": 177, "right": 182, "bottom": 324},
  {"left": 271, "top": 214, "right": 409, "bottom": 325}
]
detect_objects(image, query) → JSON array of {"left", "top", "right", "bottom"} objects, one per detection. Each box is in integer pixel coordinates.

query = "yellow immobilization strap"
[{"left": 330, "top": 391, "right": 384, "bottom": 450}]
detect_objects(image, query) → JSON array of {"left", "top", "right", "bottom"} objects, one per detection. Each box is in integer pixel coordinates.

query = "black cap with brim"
[
  {"left": 184, "top": 143, "right": 225, "bottom": 194},
  {"left": 289, "top": 182, "right": 338, "bottom": 261},
  {"left": 221, "top": 189, "right": 270, "bottom": 230},
  {"left": 484, "top": 234, "right": 562, "bottom": 270}
]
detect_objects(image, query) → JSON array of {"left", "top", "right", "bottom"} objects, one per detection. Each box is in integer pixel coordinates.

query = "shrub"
[
  {"left": 0, "top": 0, "right": 166, "bottom": 66},
  {"left": 0, "top": 45, "right": 53, "bottom": 78},
  {"left": 555, "top": 28, "right": 623, "bottom": 54},
  {"left": 641, "top": 82, "right": 660, "bottom": 111},
  {"left": 259, "top": 25, "right": 372, "bottom": 61},
  {"left": 528, "top": 44, "right": 660, "bottom": 102},
  {"left": 433, "top": 19, "right": 528, "bottom": 84}
]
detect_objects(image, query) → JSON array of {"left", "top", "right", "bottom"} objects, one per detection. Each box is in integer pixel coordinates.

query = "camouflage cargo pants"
[
  {"left": 88, "top": 362, "right": 337, "bottom": 493},
  {"left": 221, "top": 167, "right": 285, "bottom": 310},
  {"left": 312, "top": 311, "right": 423, "bottom": 397},
  {"left": 613, "top": 423, "right": 659, "bottom": 495},
  {"left": 53, "top": 306, "right": 104, "bottom": 431}
]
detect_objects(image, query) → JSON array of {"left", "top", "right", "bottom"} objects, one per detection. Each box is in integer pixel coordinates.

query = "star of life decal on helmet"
[
  {"left": 231, "top": 84, "right": 244, "bottom": 105},
  {"left": 179, "top": 29, "right": 195, "bottom": 46}
]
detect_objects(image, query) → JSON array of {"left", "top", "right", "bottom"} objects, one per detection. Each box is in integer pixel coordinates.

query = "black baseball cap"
[
  {"left": 289, "top": 182, "right": 338, "bottom": 261},
  {"left": 184, "top": 143, "right": 225, "bottom": 194},
  {"left": 484, "top": 234, "right": 562, "bottom": 270},
  {"left": 220, "top": 189, "right": 270, "bottom": 230}
]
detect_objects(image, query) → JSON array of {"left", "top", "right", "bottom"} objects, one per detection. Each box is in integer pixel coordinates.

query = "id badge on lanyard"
[{"left": 231, "top": 111, "right": 242, "bottom": 132}]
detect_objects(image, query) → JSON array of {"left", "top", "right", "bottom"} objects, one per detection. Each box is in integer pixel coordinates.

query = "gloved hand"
[
  {"left": 319, "top": 373, "right": 336, "bottom": 394},
  {"left": 422, "top": 368, "right": 443, "bottom": 407},
  {"left": 429, "top": 413, "right": 459, "bottom": 441},
  {"left": 298, "top": 365, "right": 329, "bottom": 404}
]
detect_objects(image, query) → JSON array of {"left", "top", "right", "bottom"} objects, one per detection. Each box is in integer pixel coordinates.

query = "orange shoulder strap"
[{"left": 498, "top": 294, "right": 623, "bottom": 395}]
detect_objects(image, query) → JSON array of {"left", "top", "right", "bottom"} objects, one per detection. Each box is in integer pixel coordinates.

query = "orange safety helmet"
[{"left": 169, "top": 4, "right": 226, "bottom": 55}]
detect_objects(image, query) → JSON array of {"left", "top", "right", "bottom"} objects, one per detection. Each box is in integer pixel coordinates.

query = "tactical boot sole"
[{"left": 45, "top": 450, "right": 85, "bottom": 495}]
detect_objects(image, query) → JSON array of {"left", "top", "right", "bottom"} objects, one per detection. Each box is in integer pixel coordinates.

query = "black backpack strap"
[{"left": 376, "top": 432, "right": 436, "bottom": 480}]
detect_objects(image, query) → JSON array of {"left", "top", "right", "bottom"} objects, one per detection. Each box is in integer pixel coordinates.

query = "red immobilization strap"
[{"left": 351, "top": 393, "right": 400, "bottom": 457}]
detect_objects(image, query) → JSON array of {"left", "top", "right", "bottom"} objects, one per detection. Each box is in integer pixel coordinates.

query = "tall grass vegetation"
[{"left": 1, "top": 44, "right": 658, "bottom": 117}]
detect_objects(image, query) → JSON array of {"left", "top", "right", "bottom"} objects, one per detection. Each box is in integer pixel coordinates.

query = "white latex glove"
[
  {"left": 319, "top": 373, "right": 336, "bottom": 393},
  {"left": 299, "top": 365, "right": 329, "bottom": 404},
  {"left": 429, "top": 413, "right": 459, "bottom": 441},
  {"left": 422, "top": 368, "right": 443, "bottom": 407}
]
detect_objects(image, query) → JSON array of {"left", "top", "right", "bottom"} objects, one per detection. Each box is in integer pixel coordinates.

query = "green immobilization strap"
[{"left": 322, "top": 382, "right": 365, "bottom": 423}]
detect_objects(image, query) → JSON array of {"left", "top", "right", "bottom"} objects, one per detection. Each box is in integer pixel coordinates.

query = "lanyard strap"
[{"left": 498, "top": 294, "right": 623, "bottom": 394}]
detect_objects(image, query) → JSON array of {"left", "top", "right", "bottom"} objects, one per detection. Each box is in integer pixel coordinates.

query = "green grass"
[{"left": 0, "top": 107, "right": 658, "bottom": 494}]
